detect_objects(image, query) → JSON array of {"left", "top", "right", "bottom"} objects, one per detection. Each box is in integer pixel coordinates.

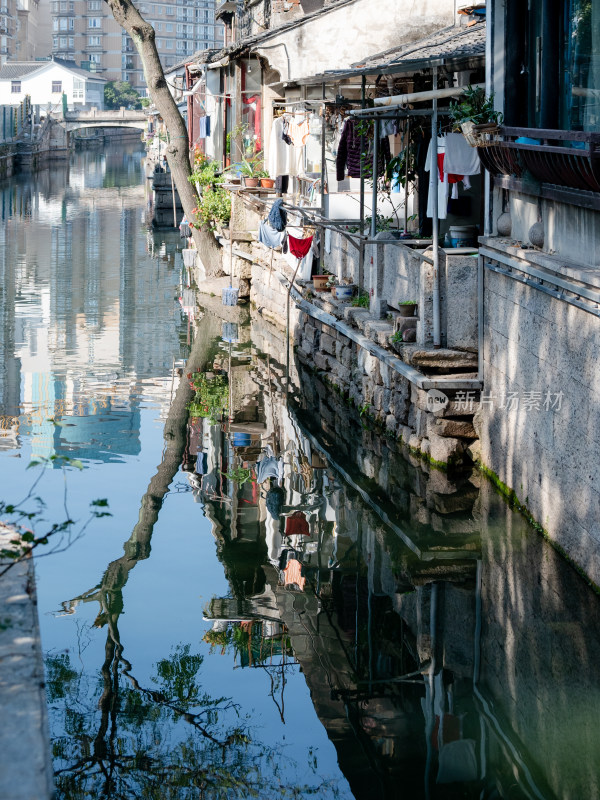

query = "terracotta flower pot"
[
  {"left": 244, "top": 177, "right": 260, "bottom": 188},
  {"left": 260, "top": 178, "right": 275, "bottom": 188},
  {"left": 312, "top": 275, "right": 330, "bottom": 292}
]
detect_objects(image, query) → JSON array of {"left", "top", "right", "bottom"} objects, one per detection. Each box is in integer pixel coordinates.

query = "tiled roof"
[
  {"left": 353, "top": 20, "right": 486, "bottom": 71},
  {"left": 0, "top": 62, "right": 45, "bottom": 80},
  {"left": 52, "top": 57, "right": 108, "bottom": 81},
  {"left": 0, "top": 57, "right": 108, "bottom": 83}
]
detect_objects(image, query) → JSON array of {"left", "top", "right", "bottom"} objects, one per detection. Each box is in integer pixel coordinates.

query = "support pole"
[
  {"left": 320, "top": 83, "right": 327, "bottom": 271},
  {"left": 171, "top": 172, "right": 177, "bottom": 228},
  {"left": 358, "top": 75, "right": 366, "bottom": 289},
  {"left": 404, "top": 118, "right": 410, "bottom": 232},
  {"left": 431, "top": 67, "right": 441, "bottom": 348},
  {"left": 320, "top": 82, "right": 326, "bottom": 214},
  {"left": 370, "top": 117, "right": 380, "bottom": 240}
]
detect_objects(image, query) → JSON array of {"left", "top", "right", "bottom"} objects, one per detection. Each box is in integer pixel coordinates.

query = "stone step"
[
  {"left": 407, "top": 348, "right": 479, "bottom": 370},
  {"left": 433, "top": 418, "right": 478, "bottom": 439},
  {"left": 363, "top": 320, "right": 394, "bottom": 344}
]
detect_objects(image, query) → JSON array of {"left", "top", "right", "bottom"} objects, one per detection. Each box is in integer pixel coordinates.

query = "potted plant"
[
  {"left": 256, "top": 170, "right": 275, "bottom": 189},
  {"left": 239, "top": 151, "right": 264, "bottom": 188},
  {"left": 449, "top": 86, "right": 504, "bottom": 147},
  {"left": 333, "top": 280, "right": 355, "bottom": 300},
  {"left": 398, "top": 300, "right": 417, "bottom": 317}
]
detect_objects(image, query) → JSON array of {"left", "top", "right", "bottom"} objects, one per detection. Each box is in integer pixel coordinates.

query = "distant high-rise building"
[
  {"left": 0, "top": 0, "right": 18, "bottom": 64},
  {"left": 16, "top": 0, "right": 52, "bottom": 62},
  {"left": 49, "top": 0, "right": 225, "bottom": 94}
]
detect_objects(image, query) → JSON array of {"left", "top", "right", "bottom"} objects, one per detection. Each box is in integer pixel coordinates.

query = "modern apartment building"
[
  {"left": 0, "top": 0, "right": 17, "bottom": 64},
  {"left": 16, "top": 0, "right": 52, "bottom": 61},
  {"left": 50, "top": 0, "right": 224, "bottom": 95}
]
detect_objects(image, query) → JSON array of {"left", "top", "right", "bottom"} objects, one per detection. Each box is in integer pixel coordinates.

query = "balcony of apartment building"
[
  {"left": 53, "top": 35, "right": 75, "bottom": 55},
  {"left": 51, "top": 0, "right": 75, "bottom": 14},
  {"left": 0, "top": 13, "right": 10, "bottom": 35}
]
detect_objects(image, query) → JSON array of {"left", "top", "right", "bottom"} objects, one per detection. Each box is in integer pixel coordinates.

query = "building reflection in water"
[
  {"left": 183, "top": 310, "right": 600, "bottom": 800},
  {"left": 0, "top": 145, "right": 188, "bottom": 463}
]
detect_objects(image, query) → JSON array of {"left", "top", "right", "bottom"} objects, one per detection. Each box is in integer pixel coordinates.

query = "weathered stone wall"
[
  {"left": 324, "top": 232, "right": 478, "bottom": 349},
  {"left": 480, "top": 258, "right": 600, "bottom": 585},
  {"left": 478, "top": 480, "right": 600, "bottom": 800},
  {"left": 254, "top": 0, "right": 456, "bottom": 88},
  {"left": 0, "top": 143, "right": 18, "bottom": 180}
]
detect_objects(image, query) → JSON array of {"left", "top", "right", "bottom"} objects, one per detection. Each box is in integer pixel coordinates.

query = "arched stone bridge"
[{"left": 61, "top": 108, "right": 147, "bottom": 132}]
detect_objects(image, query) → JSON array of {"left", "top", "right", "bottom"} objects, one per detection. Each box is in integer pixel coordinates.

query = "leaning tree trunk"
[{"left": 103, "top": 0, "right": 222, "bottom": 278}]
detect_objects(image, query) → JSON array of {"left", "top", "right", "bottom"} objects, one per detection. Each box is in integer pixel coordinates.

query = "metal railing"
[{"left": 478, "top": 126, "right": 600, "bottom": 192}]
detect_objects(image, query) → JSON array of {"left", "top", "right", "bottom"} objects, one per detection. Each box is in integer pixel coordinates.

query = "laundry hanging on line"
[
  {"left": 443, "top": 133, "right": 480, "bottom": 176},
  {"left": 336, "top": 117, "right": 391, "bottom": 182},
  {"left": 284, "top": 511, "right": 310, "bottom": 537},
  {"left": 268, "top": 198, "right": 287, "bottom": 231},
  {"left": 288, "top": 233, "right": 314, "bottom": 259},
  {"left": 268, "top": 115, "right": 304, "bottom": 179},
  {"left": 258, "top": 220, "right": 287, "bottom": 250},
  {"left": 198, "top": 115, "right": 211, "bottom": 138}
]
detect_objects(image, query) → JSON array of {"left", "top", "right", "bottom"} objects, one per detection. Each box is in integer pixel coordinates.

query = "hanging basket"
[
  {"left": 222, "top": 286, "right": 239, "bottom": 306},
  {"left": 460, "top": 121, "right": 501, "bottom": 148},
  {"left": 182, "top": 248, "right": 197, "bottom": 268}
]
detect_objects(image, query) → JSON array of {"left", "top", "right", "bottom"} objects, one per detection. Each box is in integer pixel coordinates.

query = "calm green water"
[{"left": 1, "top": 144, "right": 599, "bottom": 800}]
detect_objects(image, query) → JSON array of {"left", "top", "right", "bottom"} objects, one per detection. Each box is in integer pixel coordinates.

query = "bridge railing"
[{"left": 64, "top": 107, "right": 147, "bottom": 120}]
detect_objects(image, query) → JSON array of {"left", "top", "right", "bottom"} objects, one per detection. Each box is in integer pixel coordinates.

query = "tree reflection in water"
[
  {"left": 44, "top": 312, "right": 340, "bottom": 799},
  {"left": 47, "top": 642, "right": 336, "bottom": 799}
]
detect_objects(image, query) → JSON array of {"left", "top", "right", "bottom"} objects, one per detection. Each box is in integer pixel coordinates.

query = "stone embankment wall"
[
  {"left": 480, "top": 241, "right": 600, "bottom": 586},
  {"left": 247, "top": 246, "right": 479, "bottom": 469},
  {"left": 0, "top": 532, "right": 54, "bottom": 800},
  {"left": 209, "top": 195, "right": 480, "bottom": 469},
  {"left": 0, "top": 143, "right": 18, "bottom": 180},
  {"left": 0, "top": 118, "right": 69, "bottom": 177},
  {"left": 478, "top": 479, "right": 600, "bottom": 800}
]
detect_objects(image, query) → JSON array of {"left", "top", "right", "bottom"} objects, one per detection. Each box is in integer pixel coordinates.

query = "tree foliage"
[{"left": 104, "top": 80, "right": 143, "bottom": 110}]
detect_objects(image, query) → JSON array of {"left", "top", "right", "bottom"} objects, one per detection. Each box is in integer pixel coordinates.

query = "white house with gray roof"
[{"left": 0, "top": 57, "right": 106, "bottom": 110}]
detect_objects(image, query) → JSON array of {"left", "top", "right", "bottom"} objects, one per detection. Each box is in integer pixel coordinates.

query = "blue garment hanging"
[{"left": 268, "top": 198, "right": 287, "bottom": 232}]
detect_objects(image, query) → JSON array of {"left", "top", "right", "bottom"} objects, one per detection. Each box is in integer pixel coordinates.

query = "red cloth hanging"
[
  {"left": 438, "top": 152, "right": 463, "bottom": 184},
  {"left": 288, "top": 234, "right": 313, "bottom": 259},
  {"left": 284, "top": 511, "right": 310, "bottom": 537}
]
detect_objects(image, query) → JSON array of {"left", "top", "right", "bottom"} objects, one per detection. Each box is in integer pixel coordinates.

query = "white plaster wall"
[
  {"left": 253, "top": 0, "right": 456, "bottom": 83},
  {"left": 0, "top": 64, "right": 105, "bottom": 109},
  {"left": 481, "top": 264, "right": 600, "bottom": 585}
]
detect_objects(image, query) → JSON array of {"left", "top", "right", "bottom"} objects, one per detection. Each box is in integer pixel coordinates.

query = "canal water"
[{"left": 1, "top": 144, "right": 600, "bottom": 800}]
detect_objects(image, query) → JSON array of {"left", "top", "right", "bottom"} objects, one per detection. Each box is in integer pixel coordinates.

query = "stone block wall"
[
  {"left": 480, "top": 261, "right": 600, "bottom": 585},
  {"left": 325, "top": 234, "right": 478, "bottom": 350},
  {"left": 324, "top": 230, "right": 361, "bottom": 285},
  {"left": 478, "top": 480, "right": 600, "bottom": 800}
]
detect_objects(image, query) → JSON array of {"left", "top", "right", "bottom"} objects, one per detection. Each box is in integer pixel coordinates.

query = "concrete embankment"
[{"left": 0, "top": 530, "right": 54, "bottom": 800}]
